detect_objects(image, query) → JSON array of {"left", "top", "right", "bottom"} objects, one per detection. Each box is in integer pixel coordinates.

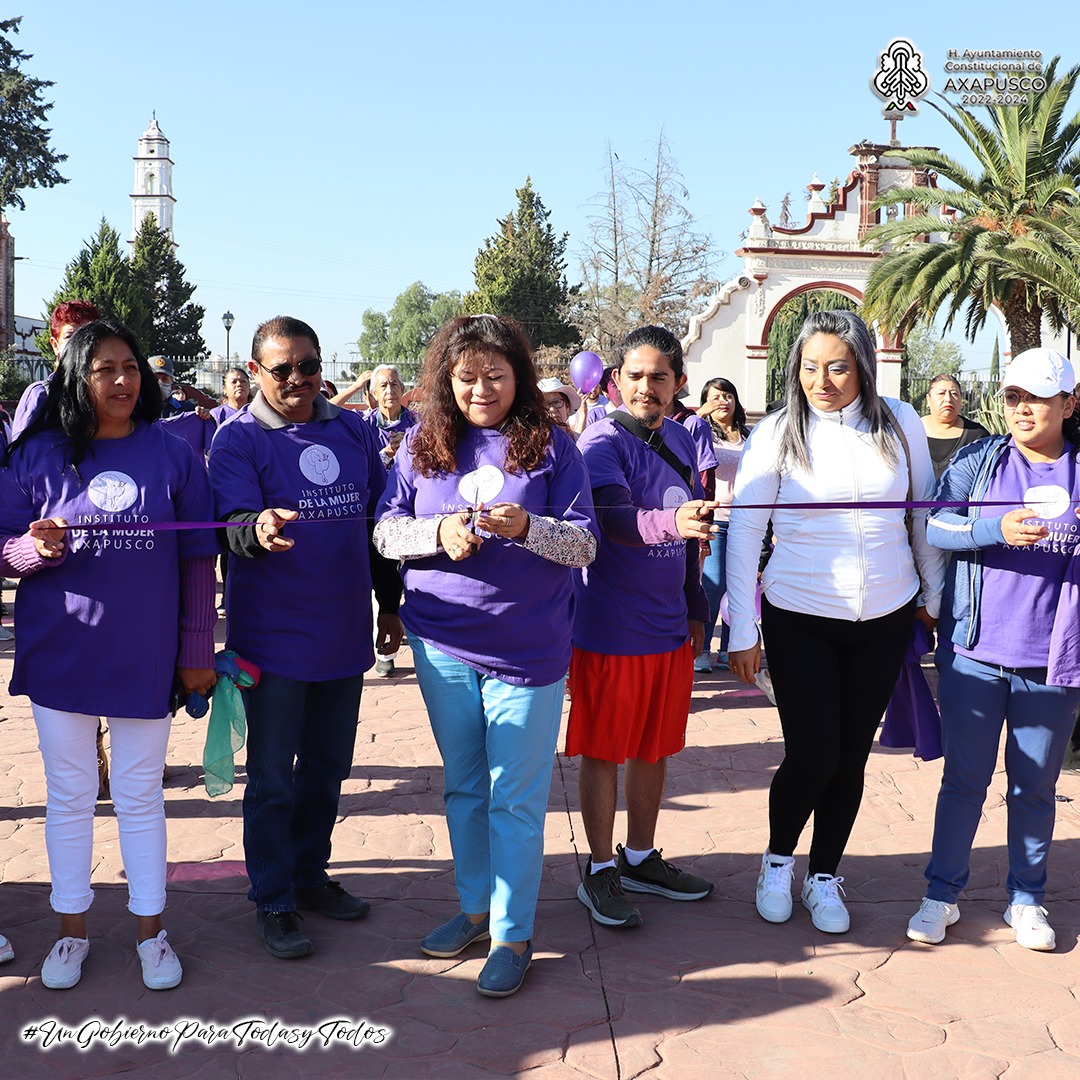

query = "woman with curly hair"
[{"left": 374, "top": 314, "right": 597, "bottom": 997}]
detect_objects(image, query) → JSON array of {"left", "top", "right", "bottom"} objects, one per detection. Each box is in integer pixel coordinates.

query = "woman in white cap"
[
  {"left": 907, "top": 347, "right": 1080, "bottom": 952},
  {"left": 539, "top": 377, "right": 582, "bottom": 441}
]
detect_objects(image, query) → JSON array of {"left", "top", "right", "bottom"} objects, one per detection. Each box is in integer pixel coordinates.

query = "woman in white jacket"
[{"left": 727, "top": 310, "right": 944, "bottom": 933}]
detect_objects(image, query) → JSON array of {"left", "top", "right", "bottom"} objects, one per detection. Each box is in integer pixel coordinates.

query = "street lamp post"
[{"left": 222, "top": 311, "right": 235, "bottom": 364}]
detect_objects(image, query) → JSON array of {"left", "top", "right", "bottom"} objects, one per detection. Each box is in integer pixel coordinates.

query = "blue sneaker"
[
  {"left": 477, "top": 943, "right": 532, "bottom": 998},
  {"left": 420, "top": 913, "right": 490, "bottom": 958}
]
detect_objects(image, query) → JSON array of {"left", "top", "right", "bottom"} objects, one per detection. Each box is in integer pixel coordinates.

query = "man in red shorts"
[{"left": 567, "top": 324, "right": 720, "bottom": 927}]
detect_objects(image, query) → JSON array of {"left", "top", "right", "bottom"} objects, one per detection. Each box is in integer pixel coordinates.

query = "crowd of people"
[{"left": 1, "top": 302, "right": 1077, "bottom": 1000}]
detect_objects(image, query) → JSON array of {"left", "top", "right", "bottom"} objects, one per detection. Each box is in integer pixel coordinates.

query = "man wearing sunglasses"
[{"left": 208, "top": 315, "right": 403, "bottom": 960}]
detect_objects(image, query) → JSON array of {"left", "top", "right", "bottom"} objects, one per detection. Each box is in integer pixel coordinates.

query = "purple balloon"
[{"left": 569, "top": 351, "right": 604, "bottom": 395}]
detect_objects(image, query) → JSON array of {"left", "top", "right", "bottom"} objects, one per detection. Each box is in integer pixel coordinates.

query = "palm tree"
[{"left": 861, "top": 58, "right": 1080, "bottom": 355}]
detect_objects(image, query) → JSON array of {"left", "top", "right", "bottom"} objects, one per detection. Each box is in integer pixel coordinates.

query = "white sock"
[
  {"left": 589, "top": 858, "right": 616, "bottom": 874},
  {"left": 622, "top": 846, "right": 655, "bottom": 867}
]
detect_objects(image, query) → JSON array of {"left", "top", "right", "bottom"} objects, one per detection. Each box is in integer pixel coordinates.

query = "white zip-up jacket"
[{"left": 726, "top": 394, "right": 945, "bottom": 653}]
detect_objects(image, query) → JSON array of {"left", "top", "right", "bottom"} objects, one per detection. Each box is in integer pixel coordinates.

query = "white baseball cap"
[{"left": 1002, "top": 348, "right": 1075, "bottom": 397}]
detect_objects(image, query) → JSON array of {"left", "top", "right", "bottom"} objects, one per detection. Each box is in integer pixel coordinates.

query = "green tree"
[
  {"left": 357, "top": 309, "right": 389, "bottom": 366},
  {"left": 901, "top": 325, "right": 966, "bottom": 409},
  {"left": 37, "top": 219, "right": 149, "bottom": 361},
  {"left": 463, "top": 178, "right": 580, "bottom": 350},
  {"left": 130, "top": 212, "right": 206, "bottom": 371},
  {"left": 862, "top": 57, "right": 1080, "bottom": 355},
  {"left": 0, "top": 17, "right": 67, "bottom": 210},
  {"left": 989, "top": 336, "right": 1001, "bottom": 383},
  {"left": 765, "top": 289, "right": 858, "bottom": 403},
  {"left": 356, "top": 282, "right": 462, "bottom": 379}
]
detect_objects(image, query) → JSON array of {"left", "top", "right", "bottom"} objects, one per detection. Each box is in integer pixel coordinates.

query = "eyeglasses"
[
  {"left": 1003, "top": 389, "right": 1063, "bottom": 410},
  {"left": 258, "top": 357, "right": 321, "bottom": 382}
]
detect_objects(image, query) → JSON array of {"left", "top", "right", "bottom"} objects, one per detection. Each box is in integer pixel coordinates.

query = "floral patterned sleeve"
[
  {"left": 373, "top": 515, "right": 445, "bottom": 561},
  {"left": 522, "top": 514, "right": 596, "bottom": 568}
]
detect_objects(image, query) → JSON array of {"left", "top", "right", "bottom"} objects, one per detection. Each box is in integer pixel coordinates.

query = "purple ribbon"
[{"left": 46, "top": 499, "right": 1034, "bottom": 532}]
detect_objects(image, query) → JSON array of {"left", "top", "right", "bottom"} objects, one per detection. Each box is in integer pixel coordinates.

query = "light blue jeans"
[
  {"left": 411, "top": 637, "right": 564, "bottom": 943},
  {"left": 925, "top": 649, "right": 1080, "bottom": 906},
  {"left": 701, "top": 521, "right": 730, "bottom": 655}
]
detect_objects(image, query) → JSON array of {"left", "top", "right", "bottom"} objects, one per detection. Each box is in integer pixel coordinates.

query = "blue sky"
[{"left": 8, "top": 0, "right": 1072, "bottom": 373}]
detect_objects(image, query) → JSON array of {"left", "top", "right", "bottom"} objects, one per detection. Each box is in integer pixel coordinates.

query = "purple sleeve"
[
  {"left": 0, "top": 531, "right": 69, "bottom": 576},
  {"left": 593, "top": 483, "right": 681, "bottom": 545},
  {"left": 683, "top": 415, "right": 719, "bottom": 472},
  {"left": 11, "top": 381, "right": 47, "bottom": 438},
  {"left": 177, "top": 556, "right": 217, "bottom": 669}
]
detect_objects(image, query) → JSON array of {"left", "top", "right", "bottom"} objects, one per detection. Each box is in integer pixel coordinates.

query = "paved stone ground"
[{"left": 2, "top": 604, "right": 1080, "bottom": 1079}]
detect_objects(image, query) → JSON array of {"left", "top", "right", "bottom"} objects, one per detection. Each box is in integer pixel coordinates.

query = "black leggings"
[{"left": 761, "top": 595, "right": 915, "bottom": 875}]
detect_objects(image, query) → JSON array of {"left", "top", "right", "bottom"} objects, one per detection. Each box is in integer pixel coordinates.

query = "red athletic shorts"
[{"left": 564, "top": 642, "right": 694, "bottom": 764}]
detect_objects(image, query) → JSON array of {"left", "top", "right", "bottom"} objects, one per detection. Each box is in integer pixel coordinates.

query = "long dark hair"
[
  {"left": 5, "top": 319, "right": 162, "bottom": 471},
  {"left": 700, "top": 377, "right": 749, "bottom": 442},
  {"left": 777, "top": 309, "right": 899, "bottom": 471},
  {"left": 410, "top": 314, "right": 551, "bottom": 476}
]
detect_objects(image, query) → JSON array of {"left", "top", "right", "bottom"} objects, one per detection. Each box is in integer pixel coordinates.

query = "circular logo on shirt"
[
  {"left": 1024, "top": 484, "right": 1070, "bottom": 520},
  {"left": 662, "top": 485, "right": 686, "bottom": 509},
  {"left": 298, "top": 444, "right": 340, "bottom": 486},
  {"left": 87, "top": 471, "right": 138, "bottom": 512},
  {"left": 458, "top": 464, "right": 505, "bottom": 507}
]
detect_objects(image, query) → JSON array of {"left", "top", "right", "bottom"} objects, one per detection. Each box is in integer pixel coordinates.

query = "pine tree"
[
  {"left": 989, "top": 336, "right": 1001, "bottom": 383},
  {"left": 463, "top": 178, "right": 580, "bottom": 350},
  {"left": 37, "top": 219, "right": 149, "bottom": 360},
  {"left": 130, "top": 212, "right": 206, "bottom": 372},
  {"left": 0, "top": 17, "right": 67, "bottom": 210}
]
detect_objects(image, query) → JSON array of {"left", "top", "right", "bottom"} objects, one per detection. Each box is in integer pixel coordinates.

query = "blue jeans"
[
  {"left": 411, "top": 638, "right": 564, "bottom": 943},
  {"left": 925, "top": 650, "right": 1080, "bottom": 906},
  {"left": 701, "top": 522, "right": 729, "bottom": 655},
  {"left": 243, "top": 671, "right": 364, "bottom": 912}
]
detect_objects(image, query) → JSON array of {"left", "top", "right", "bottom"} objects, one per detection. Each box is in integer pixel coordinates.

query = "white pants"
[{"left": 32, "top": 705, "right": 171, "bottom": 917}]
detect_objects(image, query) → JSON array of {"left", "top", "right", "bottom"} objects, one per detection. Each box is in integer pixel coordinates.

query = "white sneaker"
[
  {"left": 756, "top": 852, "right": 795, "bottom": 923},
  {"left": 137, "top": 929, "right": 183, "bottom": 989},
  {"left": 0, "top": 932, "right": 13, "bottom": 963},
  {"left": 693, "top": 652, "right": 712, "bottom": 673},
  {"left": 801, "top": 873, "right": 850, "bottom": 933},
  {"left": 1004, "top": 904, "right": 1055, "bottom": 951},
  {"left": 907, "top": 898, "right": 960, "bottom": 943},
  {"left": 41, "top": 936, "right": 89, "bottom": 989}
]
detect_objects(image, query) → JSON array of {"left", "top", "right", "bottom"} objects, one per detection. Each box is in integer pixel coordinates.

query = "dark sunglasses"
[{"left": 258, "top": 357, "right": 322, "bottom": 382}]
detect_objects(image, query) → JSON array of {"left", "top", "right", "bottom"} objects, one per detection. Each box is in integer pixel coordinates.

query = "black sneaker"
[
  {"left": 577, "top": 864, "right": 642, "bottom": 928},
  {"left": 256, "top": 910, "right": 313, "bottom": 959},
  {"left": 617, "top": 844, "right": 714, "bottom": 901},
  {"left": 295, "top": 880, "right": 370, "bottom": 921}
]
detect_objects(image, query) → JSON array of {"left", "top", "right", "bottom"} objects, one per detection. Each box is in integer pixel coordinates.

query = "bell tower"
[{"left": 130, "top": 116, "right": 176, "bottom": 247}]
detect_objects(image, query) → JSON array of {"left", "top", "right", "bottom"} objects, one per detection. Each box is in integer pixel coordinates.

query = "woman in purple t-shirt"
[
  {"left": 908, "top": 348, "right": 1080, "bottom": 952},
  {"left": 0, "top": 320, "right": 218, "bottom": 992},
  {"left": 374, "top": 314, "right": 597, "bottom": 998}
]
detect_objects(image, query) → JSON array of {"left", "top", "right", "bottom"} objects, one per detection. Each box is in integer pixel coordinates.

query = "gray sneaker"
[
  {"left": 577, "top": 864, "right": 643, "bottom": 928},
  {"left": 374, "top": 657, "right": 395, "bottom": 677},
  {"left": 617, "top": 845, "right": 714, "bottom": 901}
]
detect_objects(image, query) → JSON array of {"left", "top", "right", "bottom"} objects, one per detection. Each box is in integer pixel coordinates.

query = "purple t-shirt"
[
  {"left": 210, "top": 403, "right": 243, "bottom": 427},
  {"left": 11, "top": 378, "right": 48, "bottom": 437},
  {"left": 160, "top": 411, "right": 215, "bottom": 459},
  {"left": 574, "top": 413, "right": 701, "bottom": 656},
  {"left": 362, "top": 406, "right": 419, "bottom": 450},
  {"left": 957, "top": 443, "right": 1079, "bottom": 668},
  {"left": 209, "top": 406, "right": 386, "bottom": 681},
  {"left": 585, "top": 402, "right": 615, "bottom": 427},
  {"left": 376, "top": 424, "right": 596, "bottom": 686},
  {"left": 0, "top": 422, "right": 217, "bottom": 718},
  {"left": 679, "top": 413, "right": 719, "bottom": 473}
]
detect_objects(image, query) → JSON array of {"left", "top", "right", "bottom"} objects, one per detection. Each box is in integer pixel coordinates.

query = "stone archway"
[{"left": 683, "top": 139, "right": 930, "bottom": 412}]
